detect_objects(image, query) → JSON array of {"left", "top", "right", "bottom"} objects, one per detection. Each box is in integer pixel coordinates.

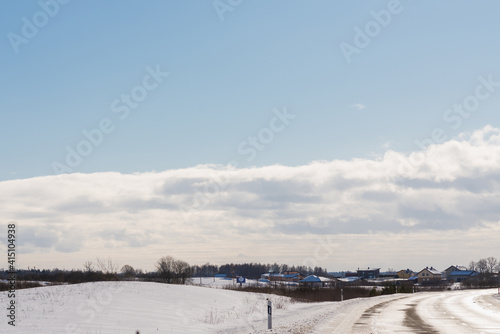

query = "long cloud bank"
[{"left": 1, "top": 125, "right": 499, "bottom": 269}]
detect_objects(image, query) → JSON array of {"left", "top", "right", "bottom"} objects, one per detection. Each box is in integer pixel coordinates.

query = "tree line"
[
  {"left": 0, "top": 256, "right": 328, "bottom": 286},
  {"left": 468, "top": 256, "right": 500, "bottom": 274},
  {"left": 464, "top": 256, "right": 500, "bottom": 288},
  {"left": 6, "top": 255, "right": 498, "bottom": 288},
  {"left": 192, "top": 262, "right": 328, "bottom": 278}
]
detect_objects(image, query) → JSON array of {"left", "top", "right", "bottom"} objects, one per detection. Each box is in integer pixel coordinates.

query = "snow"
[
  {"left": 1, "top": 281, "right": 499, "bottom": 333},
  {"left": 190, "top": 276, "right": 266, "bottom": 288},
  {"left": 316, "top": 288, "right": 500, "bottom": 333},
  {"left": 0, "top": 281, "right": 295, "bottom": 333}
]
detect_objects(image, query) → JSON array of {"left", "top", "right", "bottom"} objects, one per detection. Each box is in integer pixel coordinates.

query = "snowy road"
[{"left": 311, "top": 288, "right": 500, "bottom": 333}]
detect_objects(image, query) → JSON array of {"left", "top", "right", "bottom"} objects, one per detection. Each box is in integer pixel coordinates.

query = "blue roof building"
[
  {"left": 299, "top": 275, "right": 333, "bottom": 287},
  {"left": 448, "top": 270, "right": 477, "bottom": 282}
]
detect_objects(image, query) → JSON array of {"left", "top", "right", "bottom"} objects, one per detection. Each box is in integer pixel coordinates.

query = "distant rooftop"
[
  {"left": 449, "top": 270, "right": 476, "bottom": 276},
  {"left": 420, "top": 267, "right": 441, "bottom": 275},
  {"left": 357, "top": 268, "right": 380, "bottom": 271},
  {"left": 300, "top": 275, "right": 332, "bottom": 282},
  {"left": 446, "top": 265, "right": 467, "bottom": 271}
]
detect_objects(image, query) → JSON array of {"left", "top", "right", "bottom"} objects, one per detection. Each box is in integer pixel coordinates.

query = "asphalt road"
[{"left": 315, "top": 288, "right": 500, "bottom": 333}]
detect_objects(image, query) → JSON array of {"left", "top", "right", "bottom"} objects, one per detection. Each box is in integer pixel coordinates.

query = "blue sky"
[
  {"left": 2, "top": 0, "right": 500, "bottom": 180},
  {"left": 1, "top": 1, "right": 500, "bottom": 271}
]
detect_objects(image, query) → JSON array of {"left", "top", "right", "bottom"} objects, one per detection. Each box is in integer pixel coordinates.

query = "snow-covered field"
[
  {"left": 190, "top": 276, "right": 265, "bottom": 288},
  {"left": 1, "top": 280, "right": 499, "bottom": 333}
]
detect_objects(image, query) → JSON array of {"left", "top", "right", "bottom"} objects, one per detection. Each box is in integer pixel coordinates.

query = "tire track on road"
[
  {"left": 403, "top": 302, "right": 439, "bottom": 334},
  {"left": 351, "top": 295, "right": 412, "bottom": 333}
]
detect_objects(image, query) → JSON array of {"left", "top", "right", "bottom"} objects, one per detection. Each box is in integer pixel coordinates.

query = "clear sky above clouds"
[
  {"left": 2, "top": 0, "right": 500, "bottom": 180},
  {"left": 1, "top": 1, "right": 500, "bottom": 271}
]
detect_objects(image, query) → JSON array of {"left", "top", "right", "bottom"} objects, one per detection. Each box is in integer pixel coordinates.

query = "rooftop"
[
  {"left": 357, "top": 268, "right": 380, "bottom": 271},
  {"left": 449, "top": 270, "right": 476, "bottom": 276},
  {"left": 420, "top": 267, "right": 441, "bottom": 275},
  {"left": 300, "top": 275, "right": 332, "bottom": 283},
  {"left": 446, "top": 265, "right": 468, "bottom": 271}
]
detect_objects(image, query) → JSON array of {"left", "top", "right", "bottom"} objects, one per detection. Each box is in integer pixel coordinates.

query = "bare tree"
[
  {"left": 83, "top": 260, "right": 94, "bottom": 272},
  {"left": 477, "top": 258, "right": 488, "bottom": 273},
  {"left": 468, "top": 260, "right": 477, "bottom": 271},
  {"left": 172, "top": 259, "right": 192, "bottom": 284},
  {"left": 156, "top": 256, "right": 192, "bottom": 284},
  {"left": 96, "top": 257, "right": 118, "bottom": 275},
  {"left": 486, "top": 257, "right": 498, "bottom": 273},
  {"left": 156, "top": 256, "right": 175, "bottom": 283},
  {"left": 270, "top": 263, "right": 280, "bottom": 273},
  {"left": 121, "top": 264, "right": 136, "bottom": 277}
]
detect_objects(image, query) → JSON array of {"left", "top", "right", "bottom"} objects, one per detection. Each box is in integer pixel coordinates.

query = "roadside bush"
[{"left": 223, "top": 285, "right": 373, "bottom": 302}]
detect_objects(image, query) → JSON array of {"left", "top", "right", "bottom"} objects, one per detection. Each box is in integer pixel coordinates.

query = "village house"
[
  {"left": 261, "top": 272, "right": 284, "bottom": 281},
  {"left": 447, "top": 270, "right": 477, "bottom": 283},
  {"left": 356, "top": 267, "right": 380, "bottom": 279},
  {"left": 299, "top": 275, "right": 333, "bottom": 287},
  {"left": 396, "top": 269, "right": 415, "bottom": 279},
  {"left": 282, "top": 271, "right": 304, "bottom": 282},
  {"left": 261, "top": 271, "right": 304, "bottom": 282},
  {"left": 417, "top": 267, "right": 442, "bottom": 283},
  {"left": 444, "top": 265, "right": 467, "bottom": 279}
]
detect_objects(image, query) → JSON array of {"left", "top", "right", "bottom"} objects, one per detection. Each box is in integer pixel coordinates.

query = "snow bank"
[{"left": 0, "top": 281, "right": 307, "bottom": 333}]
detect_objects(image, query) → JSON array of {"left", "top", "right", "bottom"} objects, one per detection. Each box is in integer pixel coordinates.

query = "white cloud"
[
  {"left": 349, "top": 103, "right": 366, "bottom": 110},
  {"left": 1, "top": 126, "right": 500, "bottom": 271}
]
